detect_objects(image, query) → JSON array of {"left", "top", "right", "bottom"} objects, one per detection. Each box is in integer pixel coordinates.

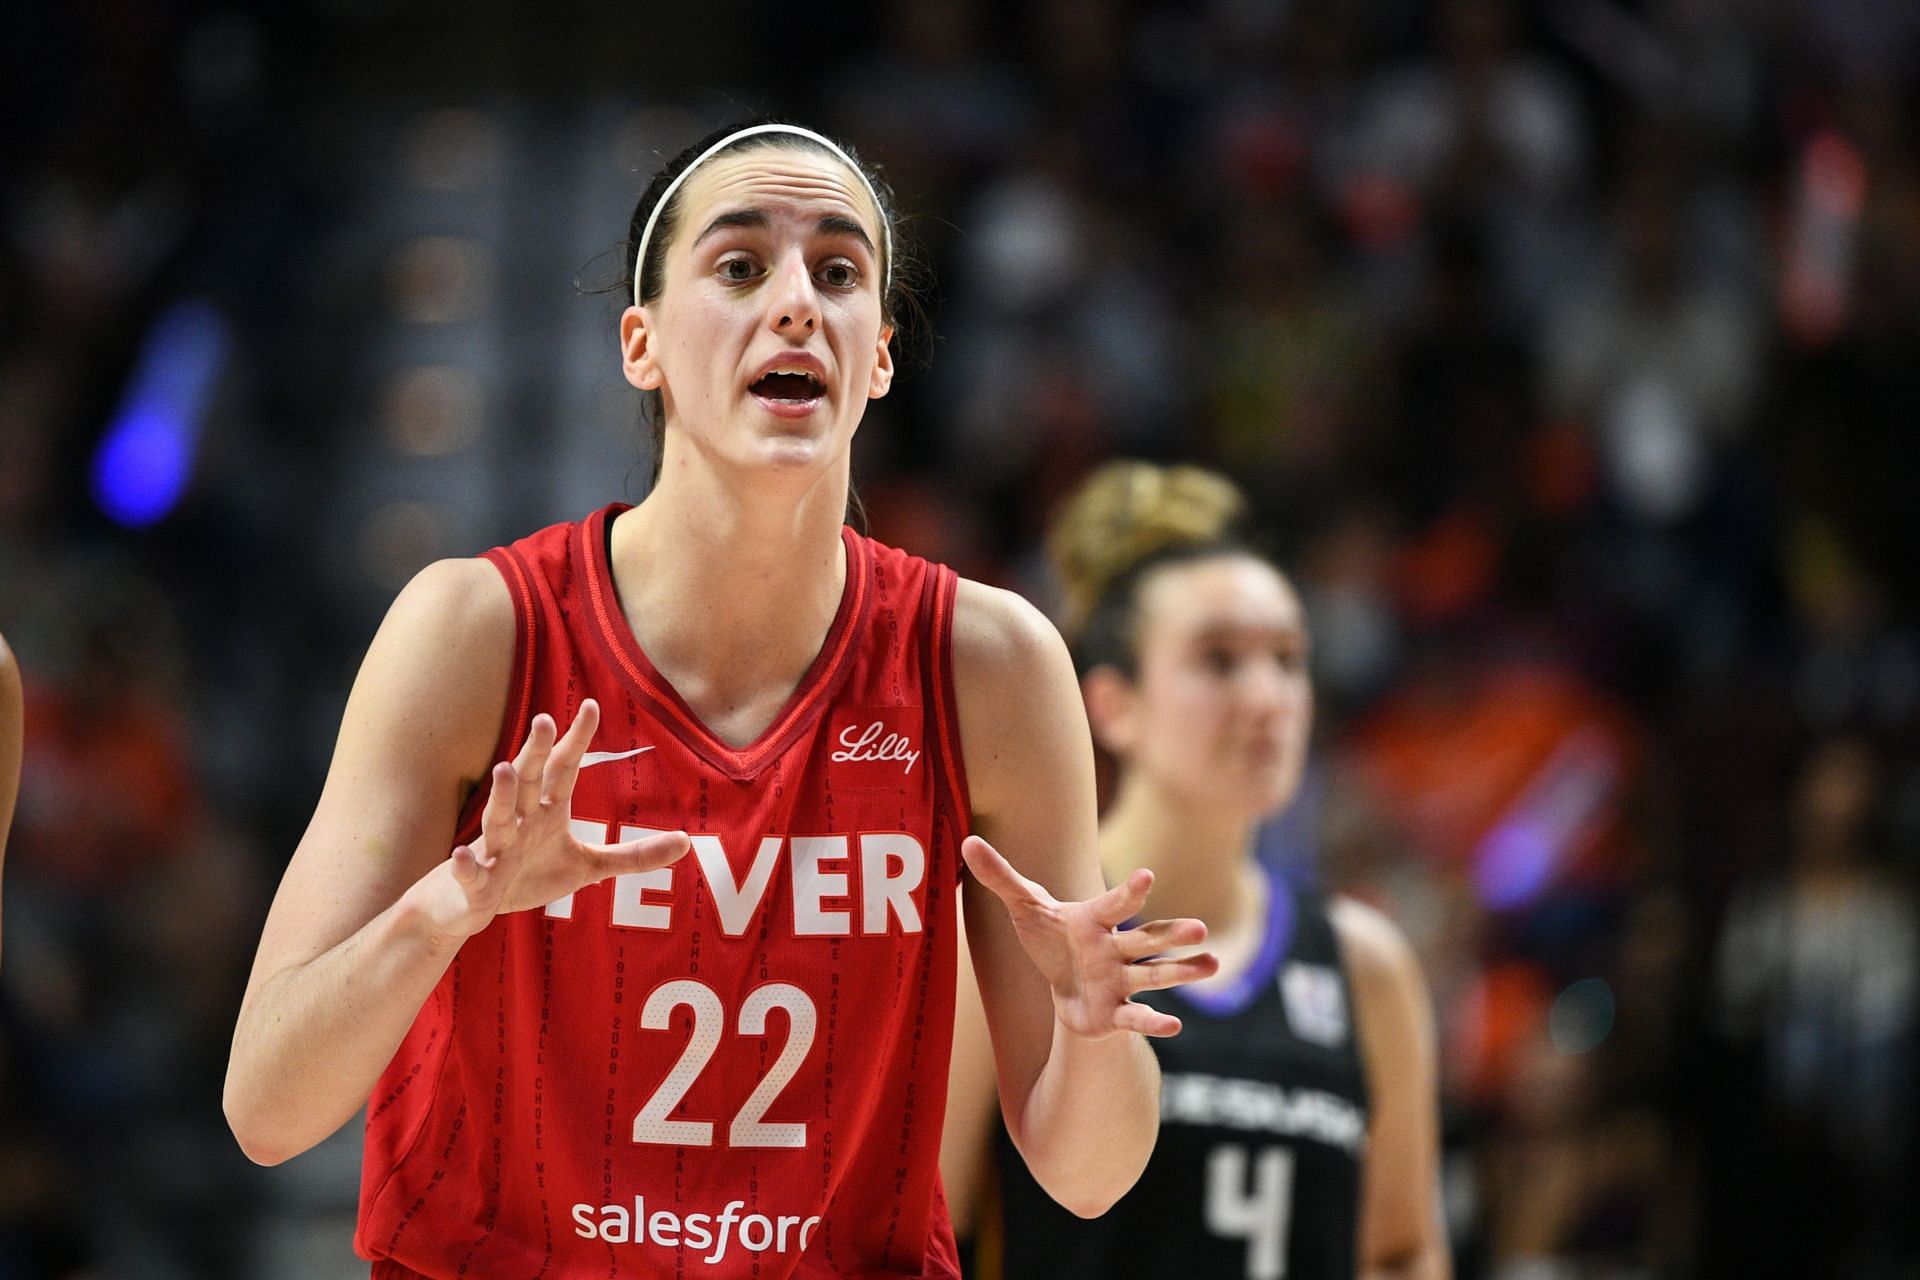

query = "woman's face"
[
  {"left": 1096, "top": 555, "right": 1313, "bottom": 817},
  {"left": 624, "top": 145, "right": 893, "bottom": 479}
]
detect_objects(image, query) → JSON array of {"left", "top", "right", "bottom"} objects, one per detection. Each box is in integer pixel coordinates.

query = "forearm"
[
  {"left": 225, "top": 894, "right": 460, "bottom": 1165},
  {"left": 1007, "top": 1020, "right": 1161, "bottom": 1217}
]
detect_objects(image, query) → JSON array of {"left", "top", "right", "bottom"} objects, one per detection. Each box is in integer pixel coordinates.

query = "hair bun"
[{"left": 1047, "top": 462, "right": 1248, "bottom": 638}]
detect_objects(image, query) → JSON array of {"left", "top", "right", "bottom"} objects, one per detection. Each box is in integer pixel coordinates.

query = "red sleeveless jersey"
[{"left": 356, "top": 505, "right": 969, "bottom": 1279}]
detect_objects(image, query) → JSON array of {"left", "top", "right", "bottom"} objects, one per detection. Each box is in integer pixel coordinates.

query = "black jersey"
[{"left": 981, "top": 872, "right": 1370, "bottom": 1280}]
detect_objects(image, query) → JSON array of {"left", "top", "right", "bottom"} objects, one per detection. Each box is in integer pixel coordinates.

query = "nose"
[
  {"left": 766, "top": 249, "right": 819, "bottom": 336},
  {"left": 1240, "top": 656, "right": 1299, "bottom": 720}
]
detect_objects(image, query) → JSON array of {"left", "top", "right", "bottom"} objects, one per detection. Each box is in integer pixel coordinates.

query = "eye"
[
  {"left": 718, "top": 255, "right": 761, "bottom": 283},
  {"left": 817, "top": 260, "right": 859, "bottom": 289},
  {"left": 1201, "top": 646, "right": 1236, "bottom": 676}
]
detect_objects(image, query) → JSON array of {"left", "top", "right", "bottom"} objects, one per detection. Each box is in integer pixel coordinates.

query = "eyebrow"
[
  {"left": 691, "top": 209, "right": 877, "bottom": 257},
  {"left": 1192, "top": 620, "right": 1309, "bottom": 644}
]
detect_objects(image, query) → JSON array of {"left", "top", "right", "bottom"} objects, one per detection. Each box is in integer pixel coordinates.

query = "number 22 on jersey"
[{"left": 632, "top": 980, "right": 817, "bottom": 1148}]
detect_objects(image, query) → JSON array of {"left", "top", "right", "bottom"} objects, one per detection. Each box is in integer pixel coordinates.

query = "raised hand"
[
  {"left": 405, "top": 699, "right": 690, "bottom": 942},
  {"left": 961, "top": 834, "right": 1217, "bottom": 1039}
]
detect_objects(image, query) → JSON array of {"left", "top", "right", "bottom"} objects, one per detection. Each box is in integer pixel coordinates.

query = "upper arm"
[
  {"left": 951, "top": 578, "right": 1104, "bottom": 901},
  {"left": 238, "top": 557, "right": 514, "bottom": 1006},
  {"left": 950, "top": 580, "right": 1103, "bottom": 1106},
  {"left": 1334, "top": 897, "right": 1449, "bottom": 1276}
]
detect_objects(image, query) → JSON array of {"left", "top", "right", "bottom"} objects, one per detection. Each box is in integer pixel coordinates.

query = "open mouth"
[{"left": 749, "top": 369, "right": 826, "bottom": 404}]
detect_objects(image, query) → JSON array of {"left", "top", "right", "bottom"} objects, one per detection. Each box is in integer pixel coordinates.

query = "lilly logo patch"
[{"left": 827, "top": 710, "right": 922, "bottom": 786}]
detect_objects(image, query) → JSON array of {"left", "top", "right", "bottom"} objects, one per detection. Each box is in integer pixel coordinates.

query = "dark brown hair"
[{"left": 623, "top": 119, "right": 915, "bottom": 490}]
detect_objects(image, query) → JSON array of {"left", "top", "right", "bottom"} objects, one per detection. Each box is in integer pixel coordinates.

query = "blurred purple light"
[
  {"left": 1472, "top": 725, "right": 1620, "bottom": 912},
  {"left": 1474, "top": 817, "right": 1562, "bottom": 912},
  {"left": 91, "top": 298, "right": 231, "bottom": 528}
]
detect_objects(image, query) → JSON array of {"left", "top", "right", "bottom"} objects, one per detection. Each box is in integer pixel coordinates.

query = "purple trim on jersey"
[{"left": 1173, "top": 867, "right": 1295, "bottom": 1017}]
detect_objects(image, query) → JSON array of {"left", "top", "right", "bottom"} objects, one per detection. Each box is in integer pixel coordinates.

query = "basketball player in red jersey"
[
  {"left": 0, "top": 629, "right": 19, "bottom": 964},
  {"left": 224, "top": 121, "right": 1217, "bottom": 1278}
]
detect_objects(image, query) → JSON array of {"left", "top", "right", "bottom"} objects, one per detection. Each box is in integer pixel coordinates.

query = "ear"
[
  {"left": 867, "top": 325, "right": 895, "bottom": 400},
  {"left": 621, "top": 306, "right": 664, "bottom": 392},
  {"left": 1081, "top": 665, "right": 1139, "bottom": 758}
]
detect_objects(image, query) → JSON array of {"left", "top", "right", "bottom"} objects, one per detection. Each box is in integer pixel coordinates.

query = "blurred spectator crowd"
[{"left": 2, "top": 0, "right": 1917, "bottom": 1276}]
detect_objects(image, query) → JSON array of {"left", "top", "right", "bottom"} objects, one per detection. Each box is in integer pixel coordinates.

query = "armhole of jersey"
[
  {"left": 928, "top": 565, "right": 974, "bottom": 858},
  {"left": 452, "top": 546, "right": 539, "bottom": 840},
  {"left": 1324, "top": 896, "right": 1377, "bottom": 1118}
]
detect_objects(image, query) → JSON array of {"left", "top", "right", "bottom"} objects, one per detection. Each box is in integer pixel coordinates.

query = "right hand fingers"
[
  {"left": 541, "top": 698, "right": 601, "bottom": 806},
  {"left": 479, "top": 761, "right": 519, "bottom": 850},
  {"left": 450, "top": 842, "right": 486, "bottom": 886},
  {"left": 510, "top": 712, "right": 559, "bottom": 802},
  {"left": 588, "top": 829, "right": 691, "bottom": 875}
]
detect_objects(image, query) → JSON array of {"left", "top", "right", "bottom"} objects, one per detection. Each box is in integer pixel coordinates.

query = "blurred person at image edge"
[{"left": 945, "top": 462, "right": 1448, "bottom": 1280}]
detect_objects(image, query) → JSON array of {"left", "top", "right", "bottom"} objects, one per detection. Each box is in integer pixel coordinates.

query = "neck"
[
  {"left": 1100, "top": 772, "right": 1266, "bottom": 933},
  {"left": 610, "top": 445, "right": 851, "bottom": 738}
]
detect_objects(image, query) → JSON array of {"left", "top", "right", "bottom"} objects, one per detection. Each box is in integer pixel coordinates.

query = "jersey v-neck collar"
[
  {"left": 575, "top": 503, "right": 870, "bottom": 782},
  {"left": 1173, "top": 865, "right": 1297, "bottom": 1018}
]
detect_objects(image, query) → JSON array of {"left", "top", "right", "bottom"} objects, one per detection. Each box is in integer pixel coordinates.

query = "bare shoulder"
[
  {"left": 326, "top": 555, "right": 516, "bottom": 809},
  {"left": 1330, "top": 897, "right": 1425, "bottom": 1001},
  {"left": 364, "top": 558, "right": 515, "bottom": 702},
  {"left": 948, "top": 578, "right": 1095, "bottom": 849},
  {"left": 1331, "top": 896, "right": 1435, "bottom": 1081},
  {"left": 950, "top": 577, "right": 1081, "bottom": 763},
  {"left": 951, "top": 577, "right": 1068, "bottom": 689},
  {"left": 387, "top": 556, "right": 514, "bottom": 643}
]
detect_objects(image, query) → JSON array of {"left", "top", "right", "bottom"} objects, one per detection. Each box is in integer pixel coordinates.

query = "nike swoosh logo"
[{"left": 579, "top": 746, "right": 656, "bottom": 768}]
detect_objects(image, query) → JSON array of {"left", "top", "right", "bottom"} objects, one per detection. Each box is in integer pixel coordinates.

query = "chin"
[
  {"left": 758, "top": 437, "right": 830, "bottom": 467},
  {"left": 1218, "top": 766, "right": 1301, "bottom": 819},
  {"left": 747, "top": 412, "right": 856, "bottom": 463},
  {"left": 724, "top": 428, "right": 839, "bottom": 475}
]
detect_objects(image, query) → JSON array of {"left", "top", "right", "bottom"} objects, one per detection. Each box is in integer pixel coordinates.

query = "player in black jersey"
[{"left": 944, "top": 463, "right": 1449, "bottom": 1279}]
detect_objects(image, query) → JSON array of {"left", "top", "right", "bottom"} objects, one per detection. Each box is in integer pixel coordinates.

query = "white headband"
[{"left": 631, "top": 123, "right": 892, "bottom": 308}]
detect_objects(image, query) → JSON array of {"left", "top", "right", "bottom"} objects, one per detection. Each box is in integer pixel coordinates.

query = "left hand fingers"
[
  {"left": 1124, "top": 952, "right": 1220, "bottom": 994},
  {"left": 1115, "top": 916, "right": 1208, "bottom": 960},
  {"left": 961, "top": 835, "right": 1054, "bottom": 912},
  {"left": 1112, "top": 1000, "right": 1183, "bottom": 1038},
  {"left": 1088, "top": 867, "right": 1153, "bottom": 930}
]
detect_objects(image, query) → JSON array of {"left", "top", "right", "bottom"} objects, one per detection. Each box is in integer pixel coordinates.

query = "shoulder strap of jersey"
[
  {"left": 924, "top": 560, "right": 972, "bottom": 832},
  {"left": 451, "top": 534, "right": 550, "bottom": 840},
  {"left": 1283, "top": 880, "right": 1343, "bottom": 968}
]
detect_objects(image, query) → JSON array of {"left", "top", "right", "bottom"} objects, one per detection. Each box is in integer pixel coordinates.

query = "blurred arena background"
[{"left": 2, "top": 0, "right": 1917, "bottom": 1276}]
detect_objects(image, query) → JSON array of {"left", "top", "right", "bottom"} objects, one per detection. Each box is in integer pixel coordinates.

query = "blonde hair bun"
[{"left": 1048, "top": 461, "right": 1248, "bottom": 638}]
